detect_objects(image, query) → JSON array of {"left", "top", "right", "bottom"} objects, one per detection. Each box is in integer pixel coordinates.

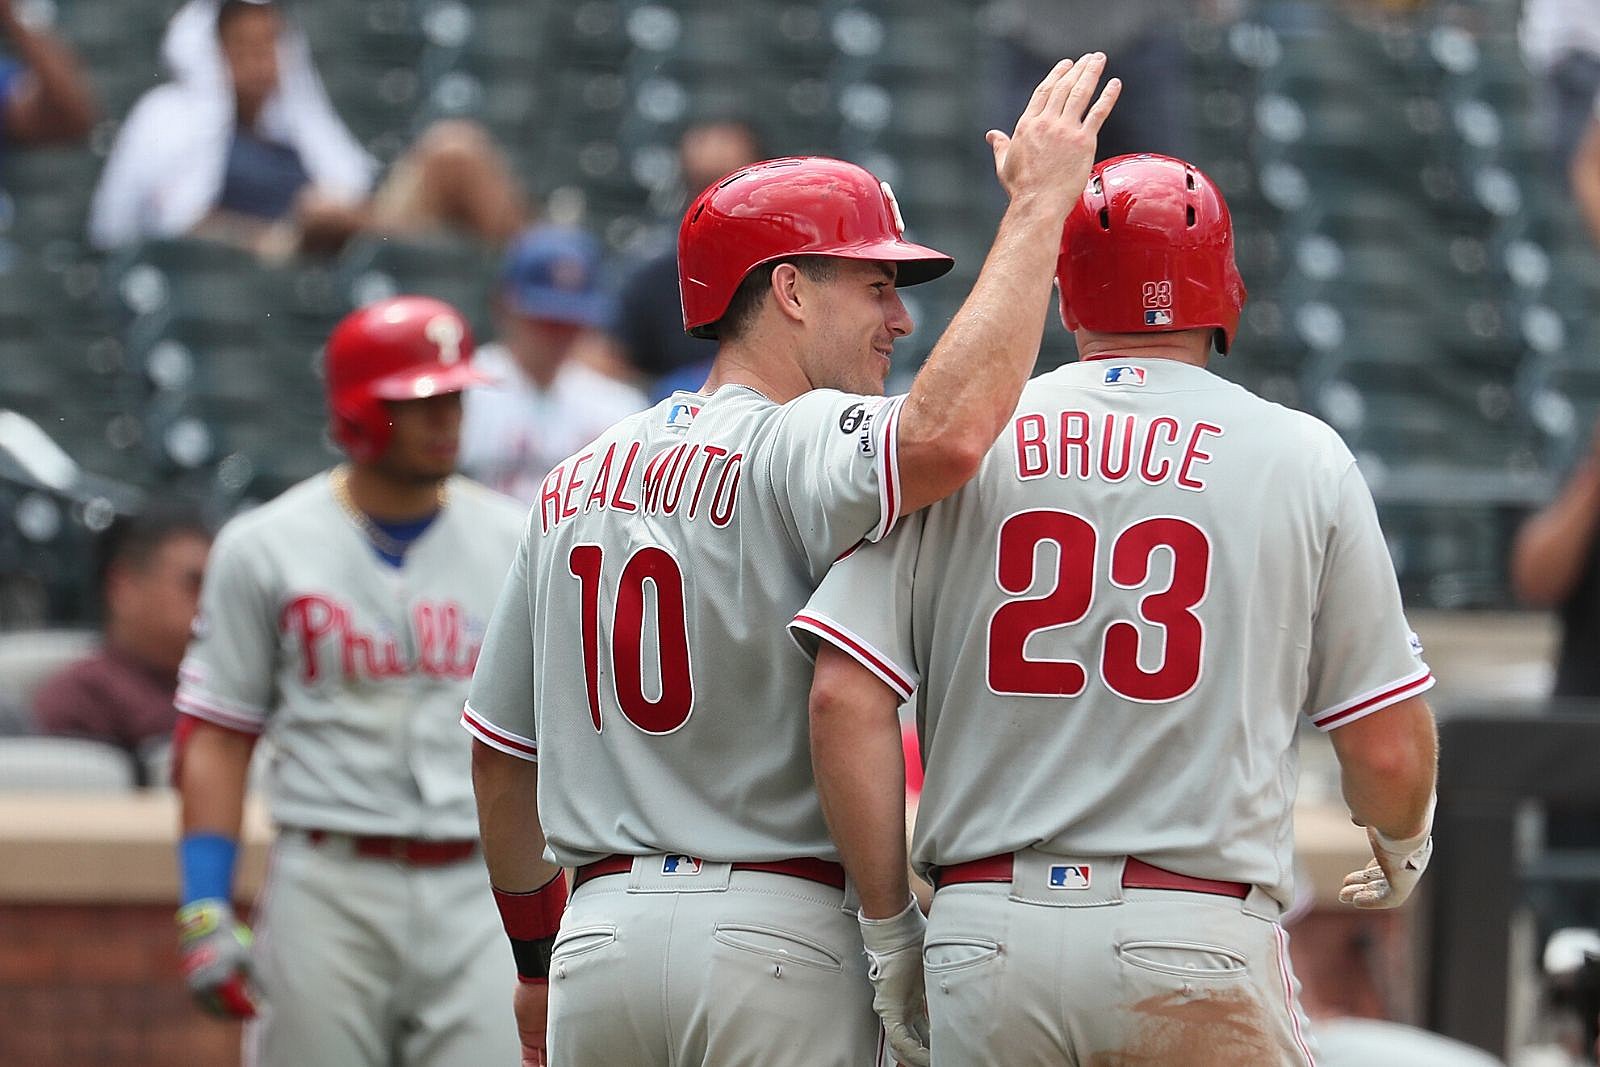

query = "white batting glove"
[
  {"left": 859, "top": 897, "right": 931, "bottom": 1067},
  {"left": 1340, "top": 795, "right": 1435, "bottom": 910}
]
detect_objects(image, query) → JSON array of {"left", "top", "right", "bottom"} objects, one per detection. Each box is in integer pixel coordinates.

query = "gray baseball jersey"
[
  {"left": 464, "top": 384, "right": 905, "bottom": 867},
  {"left": 177, "top": 472, "right": 526, "bottom": 838},
  {"left": 793, "top": 358, "right": 1433, "bottom": 910}
]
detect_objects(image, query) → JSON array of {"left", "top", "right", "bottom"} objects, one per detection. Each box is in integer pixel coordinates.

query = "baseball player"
[
  {"left": 172, "top": 295, "right": 525, "bottom": 1066},
  {"left": 465, "top": 56, "right": 1120, "bottom": 1067},
  {"left": 795, "top": 154, "right": 1441, "bottom": 1065}
]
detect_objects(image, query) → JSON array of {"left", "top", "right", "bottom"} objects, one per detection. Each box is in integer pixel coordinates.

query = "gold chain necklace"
[{"left": 331, "top": 465, "right": 447, "bottom": 560}]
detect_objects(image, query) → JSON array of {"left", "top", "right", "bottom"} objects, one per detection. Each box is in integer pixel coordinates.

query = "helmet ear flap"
[{"left": 331, "top": 396, "right": 390, "bottom": 463}]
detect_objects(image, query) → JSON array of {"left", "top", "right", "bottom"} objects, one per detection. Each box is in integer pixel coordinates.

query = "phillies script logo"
[{"left": 280, "top": 594, "right": 481, "bottom": 684}]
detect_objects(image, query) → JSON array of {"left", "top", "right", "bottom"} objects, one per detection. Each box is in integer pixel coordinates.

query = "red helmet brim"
[{"left": 366, "top": 362, "right": 495, "bottom": 400}]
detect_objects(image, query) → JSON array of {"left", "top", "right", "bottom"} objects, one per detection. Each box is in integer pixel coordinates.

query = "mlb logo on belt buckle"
[
  {"left": 1048, "top": 863, "right": 1091, "bottom": 890},
  {"left": 662, "top": 854, "right": 703, "bottom": 876}
]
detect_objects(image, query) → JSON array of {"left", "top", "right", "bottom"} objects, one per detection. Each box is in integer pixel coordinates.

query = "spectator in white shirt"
[{"left": 459, "top": 225, "right": 647, "bottom": 505}]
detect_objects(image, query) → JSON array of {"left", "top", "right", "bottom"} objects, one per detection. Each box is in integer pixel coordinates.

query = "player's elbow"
[
  {"left": 898, "top": 434, "right": 988, "bottom": 513},
  {"left": 1341, "top": 698, "right": 1438, "bottom": 788},
  {"left": 808, "top": 664, "right": 853, "bottom": 735},
  {"left": 1508, "top": 528, "right": 1569, "bottom": 608}
]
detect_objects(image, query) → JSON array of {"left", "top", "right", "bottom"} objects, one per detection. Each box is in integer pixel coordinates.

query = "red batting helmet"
[
  {"left": 324, "top": 295, "right": 489, "bottom": 462},
  {"left": 1057, "top": 154, "right": 1247, "bottom": 354},
  {"left": 678, "top": 156, "right": 954, "bottom": 337}
]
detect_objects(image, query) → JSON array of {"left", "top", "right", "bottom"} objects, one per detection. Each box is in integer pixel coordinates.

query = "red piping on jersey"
[
  {"left": 1314, "top": 671, "right": 1433, "bottom": 730},
  {"left": 875, "top": 397, "right": 903, "bottom": 541},
  {"left": 883, "top": 398, "right": 900, "bottom": 531},
  {"left": 174, "top": 690, "right": 265, "bottom": 735},
  {"left": 792, "top": 612, "right": 914, "bottom": 698},
  {"left": 461, "top": 705, "right": 538, "bottom": 758}
]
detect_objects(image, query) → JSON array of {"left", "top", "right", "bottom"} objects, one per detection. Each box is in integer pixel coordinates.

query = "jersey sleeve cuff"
[
  {"left": 461, "top": 703, "right": 540, "bottom": 762},
  {"left": 789, "top": 611, "right": 916, "bottom": 702},
  {"left": 174, "top": 682, "right": 266, "bottom": 735},
  {"left": 868, "top": 396, "right": 905, "bottom": 543},
  {"left": 1309, "top": 666, "right": 1434, "bottom": 731}
]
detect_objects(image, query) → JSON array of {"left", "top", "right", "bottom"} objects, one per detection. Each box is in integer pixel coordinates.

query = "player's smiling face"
[
  {"left": 805, "top": 259, "right": 912, "bottom": 396},
  {"left": 377, "top": 393, "right": 463, "bottom": 483}
]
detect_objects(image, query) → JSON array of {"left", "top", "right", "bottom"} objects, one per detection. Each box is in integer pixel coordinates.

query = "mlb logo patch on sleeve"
[
  {"left": 1103, "top": 366, "right": 1146, "bottom": 386},
  {"left": 1048, "top": 863, "right": 1092, "bottom": 890},
  {"left": 662, "top": 854, "right": 704, "bottom": 876}
]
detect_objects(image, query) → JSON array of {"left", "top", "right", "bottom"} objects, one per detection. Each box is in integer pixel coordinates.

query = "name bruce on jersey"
[
  {"left": 1013, "top": 410, "right": 1224, "bottom": 491},
  {"left": 540, "top": 439, "right": 745, "bottom": 534}
]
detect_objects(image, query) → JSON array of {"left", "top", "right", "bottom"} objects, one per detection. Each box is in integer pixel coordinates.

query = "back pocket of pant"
[
  {"left": 552, "top": 925, "right": 618, "bottom": 963},
  {"left": 712, "top": 923, "right": 843, "bottom": 972},
  {"left": 1116, "top": 939, "right": 1248, "bottom": 980},
  {"left": 924, "top": 936, "right": 1001, "bottom": 974}
]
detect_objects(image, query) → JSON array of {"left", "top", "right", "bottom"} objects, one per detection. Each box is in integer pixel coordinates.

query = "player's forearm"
[
  {"left": 809, "top": 646, "right": 913, "bottom": 919},
  {"left": 471, "top": 740, "right": 561, "bottom": 893},
  {"left": 894, "top": 196, "right": 1064, "bottom": 514},
  {"left": 2, "top": 18, "right": 95, "bottom": 143},
  {"left": 1510, "top": 456, "right": 1600, "bottom": 606},
  {"left": 1573, "top": 121, "right": 1600, "bottom": 250},
  {"left": 176, "top": 722, "right": 255, "bottom": 839},
  {"left": 1330, "top": 695, "right": 1439, "bottom": 840}
]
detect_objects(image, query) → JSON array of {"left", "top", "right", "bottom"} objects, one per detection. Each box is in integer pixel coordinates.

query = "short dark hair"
[
  {"left": 97, "top": 504, "right": 212, "bottom": 593},
  {"left": 696, "top": 255, "right": 839, "bottom": 343},
  {"left": 217, "top": 0, "right": 277, "bottom": 34}
]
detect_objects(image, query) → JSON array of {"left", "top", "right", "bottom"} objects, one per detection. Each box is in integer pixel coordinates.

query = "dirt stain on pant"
[{"left": 1086, "top": 986, "right": 1278, "bottom": 1067}]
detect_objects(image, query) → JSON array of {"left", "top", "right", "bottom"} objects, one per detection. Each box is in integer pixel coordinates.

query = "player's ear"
[{"left": 770, "top": 262, "right": 807, "bottom": 325}]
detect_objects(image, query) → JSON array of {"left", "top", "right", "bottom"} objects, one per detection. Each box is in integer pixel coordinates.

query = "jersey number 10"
[
  {"left": 569, "top": 544, "right": 695, "bottom": 734},
  {"left": 987, "top": 510, "right": 1210, "bottom": 703}
]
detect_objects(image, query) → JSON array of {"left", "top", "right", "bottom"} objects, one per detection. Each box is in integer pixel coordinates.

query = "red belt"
[
  {"left": 574, "top": 854, "right": 847, "bottom": 891},
  {"left": 932, "top": 854, "right": 1250, "bottom": 899},
  {"left": 305, "top": 830, "right": 478, "bottom": 867}
]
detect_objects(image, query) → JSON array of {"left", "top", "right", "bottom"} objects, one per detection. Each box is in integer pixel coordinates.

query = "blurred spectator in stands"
[
  {"left": 0, "top": 0, "right": 95, "bottom": 159},
  {"left": 985, "top": 0, "right": 1189, "bottom": 165},
  {"left": 1521, "top": 0, "right": 1600, "bottom": 172},
  {"left": 88, "top": 0, "right": 526, "bottom": 259},
  {"left": 1512, "top": 422, "right": 1600, "bottom": 942},
  {"left": 1522, "top": 0, "right": 1600, "bottom": 252},
  {"left": 32, "top": 505, "right": 211, "bottom": 784},
  {"left": 459, "top": 225, "right": 646, "bottom": 504},
  {"left": 1513, "top": 420, "right": 1600, "bottom": 703},
  {"left": 613, "top": 118, "right": 765, "bottom": 398},
  {"left": 1574, "top": 108, "right": 1600, "bottom": 248}
]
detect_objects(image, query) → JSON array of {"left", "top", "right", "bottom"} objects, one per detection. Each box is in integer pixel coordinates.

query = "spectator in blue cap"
[{"left": 459, "top": 225, "right": 647, "bottom": 504}]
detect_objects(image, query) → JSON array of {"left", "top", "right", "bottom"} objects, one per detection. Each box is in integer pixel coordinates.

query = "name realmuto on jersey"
[
  {"left": 281, "top": 594, "right": 481, "bottom": 683},
  {"left": 1013, "top": 411, "right": 1225, "bottom": 490},
  {"left": 539, "top": 438, "right": 745, "bottom": 534}
]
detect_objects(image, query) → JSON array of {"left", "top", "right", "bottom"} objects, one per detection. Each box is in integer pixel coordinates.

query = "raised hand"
[{"left": 987, "top": 53, "right": 1122, "bottom": 220}]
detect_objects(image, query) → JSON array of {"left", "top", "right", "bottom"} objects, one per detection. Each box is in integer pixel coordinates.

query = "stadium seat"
[
  {"left": 0, "top": 629, "right": 98, "bottom": 716},
  {"left": 0, "top": 736, "right": 137, "bottom": 791}
]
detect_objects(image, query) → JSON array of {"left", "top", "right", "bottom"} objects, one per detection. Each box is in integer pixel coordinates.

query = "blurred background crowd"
[{"left": 3, "top": 0, "right": 1600, "bottom": 1062}]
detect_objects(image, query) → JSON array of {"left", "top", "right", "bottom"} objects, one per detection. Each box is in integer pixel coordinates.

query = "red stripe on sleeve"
[
  {"left": 792, "top": 612, "right": 915, "bottom": 699},
  {"left": 1314, "top": 672, "right": 1434, "bottom": 730},
  {"left": 461, "top": 705, "right": 539, "bottom": 759}
]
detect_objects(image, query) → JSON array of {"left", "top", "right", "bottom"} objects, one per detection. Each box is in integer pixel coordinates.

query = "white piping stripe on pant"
[{"left": 1273, "top": 922, "right": 1318, "bottom": 1066}]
